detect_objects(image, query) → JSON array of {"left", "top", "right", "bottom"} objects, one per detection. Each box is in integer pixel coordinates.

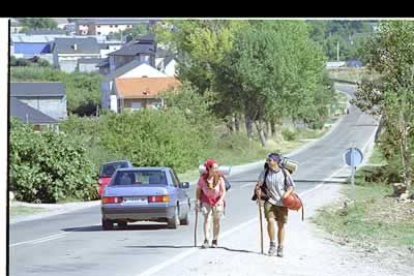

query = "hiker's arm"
[
  {"left": 218, "top": 178, "right": 226, "bottom": 203},
  {"left": 196, "top": 180, "right": 202, "bottom": 208},
  {"left": 283, "top": 169, "right": 295, "bottom": 199},
  {"left": 255, "top": 170, "right": 265, "bottom": 191},
  {"left": 255, "top": 181, "right": 263, "bottom": 196},
  {"left": 196, "top": 187, "right": 201, "bottom": 200},
  {"left": 283, "top": 186, "right": 294, "bottom": 199}
]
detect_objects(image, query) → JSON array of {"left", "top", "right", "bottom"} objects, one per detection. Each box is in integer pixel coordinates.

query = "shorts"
[
  {"left": 201, "top": 202, "right": 224, "bottom": 218},
  {"left": 264, "top": 201, "right": 288, "bottom": 223}
]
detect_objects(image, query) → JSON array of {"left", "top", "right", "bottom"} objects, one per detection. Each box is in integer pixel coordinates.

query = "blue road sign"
[{"left": 343, "top": 147, "right": 364, "bottom": 167}]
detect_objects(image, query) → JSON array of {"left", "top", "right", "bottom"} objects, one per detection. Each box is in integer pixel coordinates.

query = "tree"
[
  {"left": 152, "top": 20, "right": 249, "bottom": 132},
  {"left": 19, "top": 18, "right": 57, "bottom": 31},
  {"left": 307, "top": 20, "right": 375, "bottom": 61},
  {"left": 214, "top": 21, "right": 331, "bottom": 145},
  {"left": 153, "top": 20, "right": 247, "bottom": 93},
  {"left": 354, "top": 21, "right": 414, "bottom": 191}
]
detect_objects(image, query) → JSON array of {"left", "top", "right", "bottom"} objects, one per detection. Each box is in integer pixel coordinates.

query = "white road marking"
[
  {"left": 136, "top": 217, "right": 258, "bottom": 276},
  {"left": 241, "top": 182, "right": 255, "bottom": 188},
  {"left": 136, "top": 163, "right": 351, "bottom": 276},
  {"left": 9, "top": 233, "right": 66, "bottom": 247}
]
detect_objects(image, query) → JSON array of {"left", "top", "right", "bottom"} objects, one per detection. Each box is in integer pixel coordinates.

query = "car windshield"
[
  {"left": 111, "top": 170, "right": 167, "bottom": 186},
  {"left": 99, "top": 162, "right": 129, "bottom": 178}
]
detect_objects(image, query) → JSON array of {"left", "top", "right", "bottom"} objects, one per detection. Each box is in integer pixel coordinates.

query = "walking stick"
[
  {"left": 258, "top": 189, "right": 264, "bottom": 254},
  {"left": 194, "top": 202, "right": 198, "bottom": 247}
]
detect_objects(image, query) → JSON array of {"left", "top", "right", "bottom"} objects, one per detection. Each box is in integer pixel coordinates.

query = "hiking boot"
[
  {"left": 268, "top": 245, "right": 276, "bottom": 256},
  {"left": 201, "top": 239, "right": 209, "bottom": 249},
  {"left": 211, "top": 240, "right": 218, "bottom": 248},
  {"left": 277, "top": 246, "right": 284, "bottom": 257}
]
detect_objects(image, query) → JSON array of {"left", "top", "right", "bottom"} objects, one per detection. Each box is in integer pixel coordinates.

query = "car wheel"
[
  {"left": 180, "top": 211, "right": 189, "bottom": 225},
  {"left": 118, "top": 221, "right": 127, "bottom": 229},
  {"left": 167, "top": 206, "right": 180, "bottom": 229},
  {"left": 102, "top": 218, "right": 114, "bottom": 230}
]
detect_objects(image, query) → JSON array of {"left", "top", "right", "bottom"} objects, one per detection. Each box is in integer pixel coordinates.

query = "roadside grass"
[
  {"left": 312, "top": 143, "right": 414, "bottom": 249},
  {"left": 328, "top": 67, "right": 379, "bottom": 83},
  {"left": 10, "top": 205, "right": 49, "bottom": 218},
  {"left": 367, "top": 144, "right": 385, "bottom": 165}
]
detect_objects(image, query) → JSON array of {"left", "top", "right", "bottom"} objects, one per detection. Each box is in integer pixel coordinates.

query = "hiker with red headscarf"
[{"left": 196, "top": 159, "right": 226, "bottom": 249}]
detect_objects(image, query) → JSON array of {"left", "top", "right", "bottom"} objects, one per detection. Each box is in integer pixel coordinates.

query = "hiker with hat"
[
  {"left": 196, "top": 159, "right": 227, "bottom": 248},
  {"left": 254, "top": 153, "right": 296, "bottom": 257}
]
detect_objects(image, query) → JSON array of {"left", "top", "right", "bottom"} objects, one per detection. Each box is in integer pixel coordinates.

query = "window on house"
[
  {"left": 97, "top": 32, "right": 101, "bottom": 35},
  {"left": 131, "top": 101, "right": 142, "bottom": 110},
  {"left": 152, "top": 100, "right": 163, "bottom": 110},
  {"left": 115, "top": 25, "right": 118, "bottom": 28},
  {"left": 110, "top": 25, "right": 113, "bottom": 28},
  {"left": 97, "top": 25, "right": 101, "bottom": 28}
]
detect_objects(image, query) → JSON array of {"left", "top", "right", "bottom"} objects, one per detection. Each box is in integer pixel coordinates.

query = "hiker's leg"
[
  {"left": 276, "top": 206, "right": 288, "bottom": 247},
  {"left": 212, "top": 204, "right": 223, "bottom": 241},
  {"left": 212, "top": 216, "right": 220, "bottom": 240},
  {"left": 203, "top": 214, "right": 211, "bottom": 240},
  {"left": 264, "top": 202, "right": 276, "bottom": 243},
  {"left": 267, "top": 218, "right": 276, "bottom": 242},
  {"left": 203, "top": 205, "right": 212, "bottom": 241},
  {"left": 277, "top": 220, "right": 285, "bottom": 247}
]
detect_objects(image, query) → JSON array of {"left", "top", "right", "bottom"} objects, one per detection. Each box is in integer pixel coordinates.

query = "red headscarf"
[{"left": 204, "top": 158, "right": 217, "bottom": 172}]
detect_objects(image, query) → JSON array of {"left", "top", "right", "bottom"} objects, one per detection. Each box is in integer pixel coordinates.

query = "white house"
[
  {"left": 101, "top": 60, "right": 169, "bottom": 110},
  {"left": 75, "top": 18, "right": 152, "bottom": 36},
  {"left": 52, "top": 18, "right": 70, "bottom": 30},
  {"left": 99, "top": 40, "right": 124, "bottom": 58},
  {"left": 53, "top": 37, "right": 101, "bottom": 73},
  {"left": 156, "top": 56, "right": 177, "bottom": 77}
]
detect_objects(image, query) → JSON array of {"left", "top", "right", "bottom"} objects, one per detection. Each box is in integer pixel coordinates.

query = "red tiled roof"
[{"left": 115, "top": 77, "right": 181, "bottom": 98}]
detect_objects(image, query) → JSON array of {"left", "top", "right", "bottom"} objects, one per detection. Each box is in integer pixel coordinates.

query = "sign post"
[{"left": 343, "top": 147, "right": 364, "bottom": 201}]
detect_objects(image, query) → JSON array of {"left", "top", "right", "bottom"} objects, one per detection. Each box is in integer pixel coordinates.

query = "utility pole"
[{"left": 337, "top": 41, "right": 340, "bottom": 61}]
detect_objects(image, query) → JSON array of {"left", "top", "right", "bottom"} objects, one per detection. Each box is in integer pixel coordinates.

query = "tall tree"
[
  {"left": 214, "top": 21, "right": 332, "bottom": 145},
  {"left": 354, "top": 21, "right": 414, "bottom": 190},
  {"left": 19, "top": 18, "right": 58, "bottom": 31}
]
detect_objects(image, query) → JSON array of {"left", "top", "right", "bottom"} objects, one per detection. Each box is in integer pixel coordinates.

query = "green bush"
[
  {"left": 9, "top": 118, "right": 98, "bottom": 203},
  {"left": 99, "top": 109, "right": 208, "bottom": 173},
  {"left": 61, "top": 115, "right": 126, "bottom": 174},
  {"left": 216, "top": 132, "right": 252, "bottom": 151},
  {"left": 281, "top": 128, "right": 298, "bottom": 141},
  {"left": 355, "top": 165, "right": 389, "bottom": 185}
]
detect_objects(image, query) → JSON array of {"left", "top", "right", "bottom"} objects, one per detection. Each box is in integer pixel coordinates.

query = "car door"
[{"left": 169, "top": 170, "right": 187, "bottom": 213}]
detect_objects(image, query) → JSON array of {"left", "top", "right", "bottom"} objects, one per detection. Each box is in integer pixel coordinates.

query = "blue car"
[
  {"left": 346, "top": 60, "right": 363, "bottom": 67},
  {"left": 101, "top": 167, "right": 191, "bottom": 230}
]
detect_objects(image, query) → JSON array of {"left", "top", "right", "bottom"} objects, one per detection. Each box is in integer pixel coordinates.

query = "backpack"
[
  {"left": 251, "top": 163, "right": 271, "bottom": 201},
  {"left": 251, "top": 164, "right": 291, "bottom": 201},
  {"left": 224, "top": 176, "right": 231, "bottom": 191}
]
